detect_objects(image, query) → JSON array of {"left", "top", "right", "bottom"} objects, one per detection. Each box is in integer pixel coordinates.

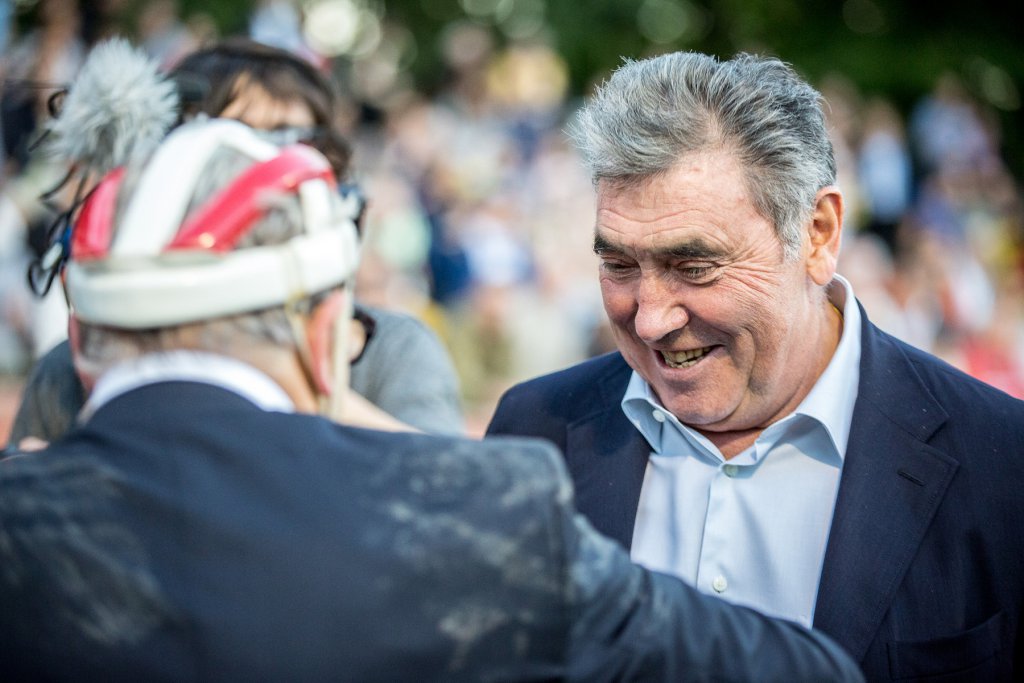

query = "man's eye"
[
  {"left": 602, "top": 261, "right": 635, "bottom": 273},
  {"left": 680, "top": 264, "right": 716, "bottom": 281}
]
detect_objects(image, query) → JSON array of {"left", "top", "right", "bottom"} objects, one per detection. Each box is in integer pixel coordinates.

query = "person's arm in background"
[
  {"left": 8, "top": 339, "right": 84, "bottom": 448},
  {"left": 350, "top": 305, "right": 464, "bottom": 435},
  {"left": 336, "top": 387, "right": 423, "bottom": 432}
]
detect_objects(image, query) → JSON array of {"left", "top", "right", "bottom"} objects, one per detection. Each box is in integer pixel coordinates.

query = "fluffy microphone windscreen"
[{"left": 44, "top": 37, "right": 180, "bottom": 175}]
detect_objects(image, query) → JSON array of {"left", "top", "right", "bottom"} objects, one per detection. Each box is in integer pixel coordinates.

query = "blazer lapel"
[
  {"left": 563, "top": 356, "right": 650, "bottom": 550},
  {"left": 813, "top": 316, "right": 959, "bottom": 661}
]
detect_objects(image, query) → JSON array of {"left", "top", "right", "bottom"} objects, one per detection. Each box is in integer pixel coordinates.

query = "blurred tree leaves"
[{"left": 66, "top": 0, "right": 1024, "bottom": 176}]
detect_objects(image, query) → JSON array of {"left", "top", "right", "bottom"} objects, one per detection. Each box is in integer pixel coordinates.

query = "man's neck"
[{"left": 698, "top": 427, "right": 763, "bottom": 460}]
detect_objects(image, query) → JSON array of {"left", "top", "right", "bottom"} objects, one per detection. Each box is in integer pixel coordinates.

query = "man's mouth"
[{"left": 661, "top": 346, "right": 713, "bottom": 368}]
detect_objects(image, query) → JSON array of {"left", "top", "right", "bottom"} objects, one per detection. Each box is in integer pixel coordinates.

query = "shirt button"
[
  {"left": 652, "top": 410, "right": 666, "bottom": 423},
  {"left": 723, "top": 464, "right": 739, "bottom": 477},
  {"left": 712, "top": 575, "right": 728, "bottom": 593}
]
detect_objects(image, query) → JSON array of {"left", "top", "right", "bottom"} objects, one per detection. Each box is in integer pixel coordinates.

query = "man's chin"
[{"left": 654, "top": 391, "right": 738, "bottom": 430}]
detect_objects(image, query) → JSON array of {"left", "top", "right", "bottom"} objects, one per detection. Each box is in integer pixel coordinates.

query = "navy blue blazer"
[
  {"left": 488, "top": 306, "right": 1024, "bottom": 681},
  {"left": 0, "top": 381, "right": 863, "bottom": 682}
]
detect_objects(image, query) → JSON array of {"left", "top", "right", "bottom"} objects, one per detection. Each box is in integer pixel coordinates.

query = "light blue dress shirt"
[{"left": 624, "top": 276, "right": 861, "bottom": 628}]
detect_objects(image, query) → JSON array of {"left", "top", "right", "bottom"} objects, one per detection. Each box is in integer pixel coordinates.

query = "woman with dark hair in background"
[{"left": 7, "top": 38, "right": 464, "bottom": 450}]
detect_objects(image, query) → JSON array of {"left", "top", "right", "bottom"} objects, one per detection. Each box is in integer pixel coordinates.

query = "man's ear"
[
  {"left": 67, "top": 315, "right": 97, "bottom": 393},
  {"left": 304, "top": 290, "right": 347, "bottom": 396},
  {"left": 806, "top": 186, "right": 843, "bottom": 286}
]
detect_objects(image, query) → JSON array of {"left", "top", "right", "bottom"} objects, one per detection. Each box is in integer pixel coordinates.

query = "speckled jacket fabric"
[{"left": 0, "top": 381, "right": 861, "bottom": 681}]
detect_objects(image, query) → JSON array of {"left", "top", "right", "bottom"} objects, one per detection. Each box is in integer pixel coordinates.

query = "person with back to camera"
[
  {"left": 487, "top": 50, "right": 1024, "bottom": 680},
  {"left": 0, "top": 41, "right": 865, "bottom": 683},
  {"left": 6, "top": 37, "right": 463, "bottom": 452}
]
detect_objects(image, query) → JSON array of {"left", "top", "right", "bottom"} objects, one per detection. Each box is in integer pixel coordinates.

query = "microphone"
[
  {"left": 27, "top": 37, "right": 180, "bottom": 296},
  {"left": 43, "top": 37, "right": 179, "bottom": 175}
]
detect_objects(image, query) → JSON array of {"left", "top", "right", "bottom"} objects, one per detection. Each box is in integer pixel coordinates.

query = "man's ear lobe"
[
  {"left": 305, "top": 291, "right": 346, "bottom": 396},
  {"left": 806, "top": 187, "right": 843, "bottom": 286}
]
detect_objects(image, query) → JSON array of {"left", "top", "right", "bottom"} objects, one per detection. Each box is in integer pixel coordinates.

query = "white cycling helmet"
[{"left": 64, "top": 117, "right": 361, "bottom": 329}]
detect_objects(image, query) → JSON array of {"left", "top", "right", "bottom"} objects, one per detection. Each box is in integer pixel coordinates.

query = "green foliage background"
[{"left": 128, "top": 0, "right": 1024, "bottom": 178}]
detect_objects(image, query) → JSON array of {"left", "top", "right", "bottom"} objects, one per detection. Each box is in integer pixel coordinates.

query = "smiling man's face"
[{"left": 595, "top": 149, "right": 834, "bottom": 437}]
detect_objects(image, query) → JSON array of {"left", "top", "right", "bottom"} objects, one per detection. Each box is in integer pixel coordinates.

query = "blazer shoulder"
[
  {"left": 487, "top": 352, "right": 631, "bottom": 437},
  {"left": 871, "top": 332, "right": 1024, "bottom": 473},
  {"left": 500, "top": 353, "right": 629, "bottom": 412},
  {"left": 354, "top": 427, "right": 568, "bottom": 489},
  {"left": 896, "top": 335, "right": 1024, "bottom": 417},
  {"left": 346, "top": 427, "right": 575, "bottom": 548}
]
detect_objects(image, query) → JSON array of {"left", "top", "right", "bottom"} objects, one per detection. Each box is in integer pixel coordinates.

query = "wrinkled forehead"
[{"left": 592, "top": 173, "right": 786, "bottom": 264}]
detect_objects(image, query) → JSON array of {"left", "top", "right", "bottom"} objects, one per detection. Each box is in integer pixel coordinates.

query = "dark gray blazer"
[
  {"left": 0, "top": 380, "right": 861, "bottom": 682},
  {"left": 488, "top": 305, "right": 1024, "bottom": 681}
]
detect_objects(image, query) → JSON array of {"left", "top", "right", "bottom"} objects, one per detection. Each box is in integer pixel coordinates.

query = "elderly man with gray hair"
[{"left": 489, "top": 50, "right": 1024, "bottom": 681}]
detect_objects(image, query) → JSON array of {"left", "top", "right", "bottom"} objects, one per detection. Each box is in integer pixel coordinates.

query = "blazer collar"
[
  {"left": 812, "top": 305, "right": 959, "bottom": 660},
  {"left": 563, "top": 354, "right": 650, "bottom": 549}
]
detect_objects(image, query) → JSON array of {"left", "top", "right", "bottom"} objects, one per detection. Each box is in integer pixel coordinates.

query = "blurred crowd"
[
  {"left": 826, "top": 72, "right": 1024, "bottom": 401},
  {"left": 1, "top": 0, "right": 1022, "bottom": 442}
]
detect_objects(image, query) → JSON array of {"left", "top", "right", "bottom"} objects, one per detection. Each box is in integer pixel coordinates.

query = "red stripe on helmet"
[
  {"left": 169, "top": 145, "right": 336, "bottom": 253},
  {"left": 72, "top": 167, "right": 126, "bottom": 261}
]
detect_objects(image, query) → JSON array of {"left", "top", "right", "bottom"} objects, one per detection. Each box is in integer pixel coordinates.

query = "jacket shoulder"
[
  {"left": 895, "top": 335, "right": 1024, "bottom": 418},
  {"left": 487, "top": 352, "right": 631, "bottom": 437},
  {"left": 507, "top": 352, "right": 627, "bottom": 403},
  {"left": 349, "top": 426, "right": 571, "bottom": 503},
  {"left": 869, "top": 330, "right": 1024, "bottom": 473}
]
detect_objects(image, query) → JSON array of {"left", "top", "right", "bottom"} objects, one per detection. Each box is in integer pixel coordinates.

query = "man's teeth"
[{"left": 662, "top": 347, "right": 712, "bottom": 368}]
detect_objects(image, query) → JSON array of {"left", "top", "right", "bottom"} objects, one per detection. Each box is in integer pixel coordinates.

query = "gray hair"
[
  {"left": 75, "top": 141, "right": 323, "bottom": 376},
  {"left": 569, "top": 51, "right": 836, "bottom": 258}
]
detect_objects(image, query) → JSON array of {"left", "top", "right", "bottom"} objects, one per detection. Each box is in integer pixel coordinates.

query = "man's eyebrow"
[
  {"left": 659, "top": 241, "right": 727, "bottom": 259},
  {"left": 593, "top": 234, "right": 622, "bottom": 254},
  {"left": 593, "top": 233, "right": 726, "bottom": 259}
]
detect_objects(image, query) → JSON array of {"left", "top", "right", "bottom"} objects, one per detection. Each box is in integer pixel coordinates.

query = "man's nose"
[{"left": 633, "top": 273, "right": 689, "bottom": 344}]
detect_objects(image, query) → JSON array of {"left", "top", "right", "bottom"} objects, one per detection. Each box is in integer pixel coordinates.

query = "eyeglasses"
[
  {"left": 0, "top": 78, "right": 68, "bottom": 115},
  {"left": 7, "top": 80, "right": 84, "bottom": 297},
  {"left": 337, "top": 182, "right": 367, "bottom": 235},
  {"left": 255, "top": 125, "right": 322, "bottom": 148},
  {"left": 350, "top": 306, "right": 376, "bottom": 365}
]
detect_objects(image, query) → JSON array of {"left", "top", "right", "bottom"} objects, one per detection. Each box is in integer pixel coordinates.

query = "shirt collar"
[
  {"left": 622, "top": 274, "right": 861, "bottom": 460},
  {"left": 80, "top": 350, "right": 295, "bottom": 423},
  {"left": 622, "top": 372, "right": 670, "bottom": 453},
  {"left": 790, "top": 274, "right": 861, "bottom": 459}
]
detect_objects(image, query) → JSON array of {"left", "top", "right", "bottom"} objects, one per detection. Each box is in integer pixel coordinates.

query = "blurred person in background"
[
  {"left": 825, "top": 68, "right": 1024, "bottom": 401},
  {"left": 6, "top": 37, "right": 463, "bottom": 451},
  {"left": 898, "top": 70, "right": 1024, "bottom": 397},
  {"left": 487, "top": 50, "right": 1024, "bottom": 680},
  {"left": 0, "top": 110, "right": 865, "bottom": 683},
  {"left": 362, "top": 28, "right": 601, "bottom": 432},
  {"left": 855, "top": 98, "right": 913, "bottom": 254},
  {"left": 0, "top": 0, "right": 87, "bottom": 363},
  {"left": 135, "top": 0, "right": 214, "bottom": 71}
]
